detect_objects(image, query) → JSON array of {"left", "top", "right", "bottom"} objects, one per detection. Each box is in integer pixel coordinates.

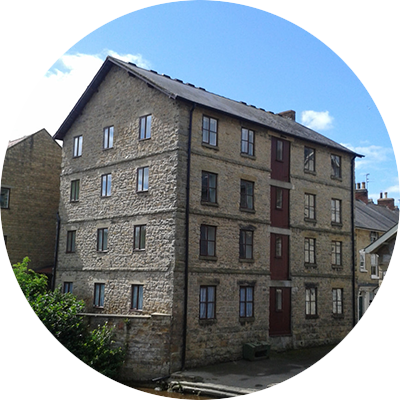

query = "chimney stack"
[
  {"left": 278, "top": 110, "right": 296, "bottom": 121},
  {"left": 355, "top": 182, "right": 368, "bottom": 204},
  {"left": 377, "top": 191, "right": 395, "bottom": 210}
]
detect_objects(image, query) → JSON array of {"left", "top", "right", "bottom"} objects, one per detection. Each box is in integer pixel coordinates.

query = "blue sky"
[{"left": 8, "top": 1, "right": 397, "bottom": 203}]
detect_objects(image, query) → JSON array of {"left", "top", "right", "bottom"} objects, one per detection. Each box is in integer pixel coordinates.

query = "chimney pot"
[
  {"left": 385, "top": 192, "right": 388, "bottom": 198},
  {"left": 357, "top": 183, "right": 361, "bottom": 189},
  {"left": 362, "top": 182, "right": 365, "bottom": 189},
  {"left": 380, "top": 192, "right": 383, "bottom": 199}
]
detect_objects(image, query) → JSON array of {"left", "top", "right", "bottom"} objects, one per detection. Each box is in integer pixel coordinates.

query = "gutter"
[
  {"left": 351, "top": 156, "right": 356, "bottom": 327},
  {"left": 182, "top": 103, "right": 196, "bottom": 370},
  {"left": 51, "top": 212, "right": 61, "bottom": 291}
]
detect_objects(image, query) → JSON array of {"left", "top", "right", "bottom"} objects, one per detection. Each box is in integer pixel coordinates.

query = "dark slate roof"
[
  {"left": 355, "top": 199, "right": 399, "bottom": 232},
  {"left": 54, "top": 56, "right": 361, "bottom": 157}
]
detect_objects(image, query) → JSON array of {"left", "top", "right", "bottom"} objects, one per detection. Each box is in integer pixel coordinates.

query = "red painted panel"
[
  {"left": 270, "top": 186, "right": 289, "bottom": 228},
  {"left": 271, "top": 137, "right": 290, "bottom": 182},
  {"left": 270, "top": 234, "right": 289, "bottom": 280},
  {"left": 269, "top": 287, "right": 291, "bottom": 336}
]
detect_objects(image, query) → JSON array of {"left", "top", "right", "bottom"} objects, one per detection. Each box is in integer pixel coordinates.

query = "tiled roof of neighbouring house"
[{"left": 355, "top": 199, "right": 399, "bottom": 232}]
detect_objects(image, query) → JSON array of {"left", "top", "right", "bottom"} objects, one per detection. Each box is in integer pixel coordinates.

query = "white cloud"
[
  {"left": 343, "top": 143, "right": 393, "bottom": 170},
  {"left": 301, "top": 110, "right": 334, "bottom": 131},
  {"left": 13, "top": 50, "right": 151, "bottom": 140}
]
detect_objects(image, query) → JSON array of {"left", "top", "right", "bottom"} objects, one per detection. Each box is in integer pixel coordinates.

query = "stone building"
[
  {"left": 53, "top": 56, "right": 360, "bottom": 380},
  {"left": 354, "top": 184, "right": 398, "bottom": 320},
  {"left": 1, "top": 128, "right": 61, "bottom": 277}
]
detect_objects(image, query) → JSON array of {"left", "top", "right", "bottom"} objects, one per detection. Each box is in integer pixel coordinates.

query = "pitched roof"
[
  {"left": 7, "top": 128, "right": 54, "bottom": 149},
  {"left": 355, "top": 199, "right": 399, "bottom": 232},
  {"left": 364, "top": 223, "right": 397, "bottom": 254},
  {"left": 54, "top": 56, "right": 361, "bottom": 157}
]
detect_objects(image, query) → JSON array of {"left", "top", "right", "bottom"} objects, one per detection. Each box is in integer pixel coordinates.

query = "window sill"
[
  {"left": 199, "top": 319, "right": 217, "bottom": 326},
  {"left": 137, "top": 190, "right": 149, "bottom": 194},
  {"left": 371, "top": 275, "right": 379, "bottom": 280},
  {"left": 332, "top": 313, "right": 344, "bottom": 319},
  {"left": 239, "top": 258, "right": 254, "bottom": 263},
  {"left": 240, "top": 208, "right": 255, "bottom": 214},
  {"left": 305, "top": 314, "right": 319, "bottom": 320},
  {"left": 93, "top": 306, "right": 104, "bottom": 310},
  {"left": 330, "top": 175, "right": 342, "bottom": 181},
  {"left": 304, "top": 218, "right": 316, "bottom": 224},
  {"left": 240, "top": 153, "right": 256, "bottom": 160},
  {"left": 331, "top": 222, "right": 343, "bottom": 228},
  {"left": 239, "top": 317, "right": 255, "bottom": 324},
  {"left": 332, "top": 265, "right": 343, "bottom": 271},
  {"left": 199, "top": 255, "right": 218, "bottom": 261},
  {"left": 305, "top": 263, "right": 317, "bottom": 269},
  {"left": 103, "top": 147, "right": 114, "bottom": 151},
  {"left": 134, "top": 249, "right": 146, "bottom": 253},
  {"left": 304, "top": 170, "right": 316, "bottom": 175},
  {"left": 201, "top": 201, "right": 219, "bottom": 207},
  {"left": 202, "top": 143, "right": 219, "bottom": 151},
  {"left": 360, "top": 268, "right": 368, "bottom": 273},
  {"left": 139, "top": 137, "right": 151, "bottom": 142},
  {"left": 97, "top": 250, "right": 108, "bottom": 254}
]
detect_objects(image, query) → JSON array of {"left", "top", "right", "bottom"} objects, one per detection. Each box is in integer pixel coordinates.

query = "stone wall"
[
  {"left": 82, "top": 313, "right": 172, "bottom": 381},
  {"left": 1, "top": 129, "right": 61, "bottom": 270}
]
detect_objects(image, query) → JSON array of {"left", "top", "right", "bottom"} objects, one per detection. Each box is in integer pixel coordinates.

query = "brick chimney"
[
  {"left": 355, "top": 182, "right": 368, "bottom": 204},
  {"left": 278, "top": 110, "right": 296, "bottom": 121},
  {"left": 377, "top": 191, "right": 396, "bottom": 210}
]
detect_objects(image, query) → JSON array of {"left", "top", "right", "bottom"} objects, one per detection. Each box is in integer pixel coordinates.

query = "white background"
[{"left": 0, "top": 1, "right": 399, "bottom": 399}]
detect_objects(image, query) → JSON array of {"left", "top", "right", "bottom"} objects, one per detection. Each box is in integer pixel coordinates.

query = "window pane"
[
  {"left": 143, "top": 167, "right": 149, "bottom": 190},
  {"left": 138, "top": 286, "right": 143, "bottom": 309},
  {"left": 138, "top": 168, "right": 143, "bottom": 190},
  {"left": 209, "top": 131, "right": 217, "bottom": 146},
  {"left": 109, "top": 126, "right": 114, "bottom": 147},
  {"left": 140, "top": 225, "right": 146, "bottom": 249},
  {"left": 146, "top": 115, "right": 152, "bottom": 138}
]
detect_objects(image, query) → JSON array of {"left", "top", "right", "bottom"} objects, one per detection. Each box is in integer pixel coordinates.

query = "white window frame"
[{"left": 371, "top": 254, "right": 379, "bottom": 279}]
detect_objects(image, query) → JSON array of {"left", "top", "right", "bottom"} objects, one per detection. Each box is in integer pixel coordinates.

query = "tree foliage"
[{"left": 13, "top": 257, "right": 125, "bottom": 379}]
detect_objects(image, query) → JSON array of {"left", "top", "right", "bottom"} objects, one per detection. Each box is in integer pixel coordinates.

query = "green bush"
[{"left": 13, "top": 257, "right": 125, "bottom": 379}]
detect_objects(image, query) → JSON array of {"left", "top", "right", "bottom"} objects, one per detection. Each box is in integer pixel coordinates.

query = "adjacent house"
[
  {"left": 1, "top": 129, "right": 62, "bottom": 279},
  {"left": 354, "top": 183, "right": 398, "bottom": 320},
  {"left": 53, "top": 56, "right": 361, "bottom": 380}
]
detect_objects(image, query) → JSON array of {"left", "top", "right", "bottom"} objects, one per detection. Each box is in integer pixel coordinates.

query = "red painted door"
[
  {"left": 270, "top": 234, "right": 289, "bottom": 280},
  {"left": 270, "top": 186, "right": 289, "bottom": 228},
  {"left": 269, "top": 287, "right": 291, "bottom": 336},
  {"left": 271, "top": 137, "right": 290, "bottom": 182}
]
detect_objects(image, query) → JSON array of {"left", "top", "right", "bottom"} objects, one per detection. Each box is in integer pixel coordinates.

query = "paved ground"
[{"left": 169, "top": 345, "right": 336, "bottom": 395}]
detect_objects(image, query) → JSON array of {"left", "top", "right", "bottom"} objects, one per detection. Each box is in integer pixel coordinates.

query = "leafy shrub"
[{"left": 13, "top": 258, "right": 125, "bottom": 378}]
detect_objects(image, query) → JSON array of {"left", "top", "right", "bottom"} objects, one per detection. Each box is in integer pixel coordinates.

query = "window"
[
  {"left": 239, "top": 229, "right": 253, "bottom": 260},
  {"left": 139, "top": 115, "right": 152, "bottom": 140},
  {"left": 199, "top": 286, "right": 216, "bottom": 319},
  {"left": 304, "top": 193, "right": 316, "bottom": 220},
  {"left": 305, "top": 238, "right": 316, "bottom": 265},
  {"left": 331, "top": 199, "right": 341, "bottom": 224},
  {"left": 304, "top": 147, "right": 315, "bottom": 172},
  {"left": 201, "top": 171, "right": 217, "bottom": 203},
  {"left": 103, "top": 126, "right": 114, "bottom": 149},
  {"left": 200, "top": 225, "right": 216, "bottom": 257},
  {"left": 134, "top": 225, "right": 146, "bottom": 250},
  {"left": 275, "top": 236, "right": 282, "bottom": 258},
  {"left": 131, "top": 285, "right": 144, "bottom": 310},
  {"left": 70, "top": 180, "right": 80, "bottom": 202},
  {"left": 97, "top": 228, "right": 108, "bottom": 252},
  {"left": 305, "top": 287, "right": 317, "bottom": 316},
  {"left": 360, "top": 251, "right": 366, "bottom": 271},
  {"left": 240, "top": 180, "right": 254, "bottom": 210},
  {"left": 241, "top": 128, "right": 254, "bottom": 156},
  {"left": 66, "top": 230, "right": 76, "bottom": 253},
  {"left": 137, "top": 167, "right": 149, "bottom": 192},
  {"left": 94, "top": 283, "right": 105, "bottom": 308},
  {"left": 331, "top": 154, "right": 341, "bottom": 178},
  {"left": 331, "top": 241, "right": 342, "bottom": 266},
  {"left": 202, "top": 115, "right": 218, "bottom": 146},
  {"left": 63, "top": 282, "right": 73, "bottom": 294},
  {"left": 276, "top": 187, "right": 283, "bottom": 209},
  {"left": 276, "top": 139, "right": 284, "bottom": 161},
  {"left": 239, "top": 286, "right": 254, "bottom": 318},
  {"left": 371, "top": 254, "right": 379, "bottom": 278},
  {"left": 332, "top": 288, "right": 343, "bottom": 314},
  {"left": 275, "top": 288, "right": 283, "bottom": 311},
  {"left": 1, "top": 187, "right": 10, "bottom": 209},
  {"left": 101, "top": 173, "right": 112, "bottom": 197},
  {"left": 73, "top": 135, "right": 83, "bottom": 157},
  {"left": 370, "top": 231, "right": 378, "bottom": 242}
]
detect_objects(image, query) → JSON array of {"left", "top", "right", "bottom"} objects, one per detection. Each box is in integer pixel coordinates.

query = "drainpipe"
[
  {"left": 182, "top": 103, "right": 196, "bottom": 370},
  {"left": 51, "top": 212, "right": 61, "bottom": 291},
  {"left": 351, "top": 156, "right": 356, "bottom": 327}
]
